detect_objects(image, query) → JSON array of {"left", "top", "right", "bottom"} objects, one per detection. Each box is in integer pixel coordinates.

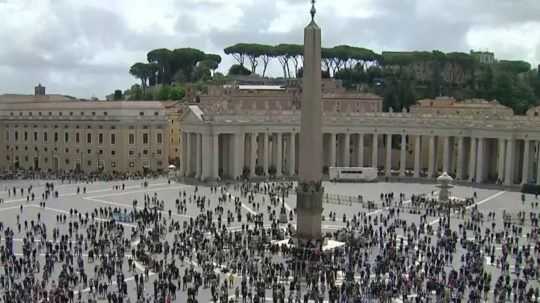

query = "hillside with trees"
[{"left": 118, "top": 44, "right": 540, "bottom": 114}]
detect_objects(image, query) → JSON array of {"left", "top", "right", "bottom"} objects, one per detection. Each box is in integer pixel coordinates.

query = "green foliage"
[
  {"left": 228, "top": 64, "right": 251, "bottom": 76},
  {"left": 169, "top": 86, "right": 185, "bottom": 100},
  {"left": 136, "top": 47, "right": 221, "bottom": 86},
  {"left": 497, "top": 60, "right": 531, "bottom": 74},
  {"left": 156, "top": 85, "right": 171, "bottom": 101},
  {"left": 113, "top": 89, "right": 123, "bottom": 101},
  {"left": 128, "top": 85, "right": 143, "bottom": 100}
]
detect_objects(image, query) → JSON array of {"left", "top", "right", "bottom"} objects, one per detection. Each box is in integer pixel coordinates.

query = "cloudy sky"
[{"left": 1, "top": 0, "right": 540, "bottom": 99}]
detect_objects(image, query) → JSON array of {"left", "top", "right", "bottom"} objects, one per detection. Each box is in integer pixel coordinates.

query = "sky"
[{"left": 1, "top": 0, "right": 540, "bottom": 99}]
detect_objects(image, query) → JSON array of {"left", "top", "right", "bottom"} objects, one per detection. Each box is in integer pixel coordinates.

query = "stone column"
[
  {"left": 185, "top": 132, "right": 191, "bottom": 176},
  {"left": 276, "top": 133, "right": 282, "bottom": 177},
  {"left": 263, "top": 133, "right": 269, "bottom": 176},
  {"left": 475, "top": 137, "right": 485, "bottom": 183},
  {"left": 179, "top": 132, "right": 186, "bottom": 176},
  {"left": 385, "top": 134, "right": 392, "bottom": 176},
  {"left": 250, "top": 133, "right": 257, "bottom": 177},
  {"left": 357, "top": 133, "right": 364, "bottom": 167},
  {"left": 289, "top": 133, "right": 296, "bottom": 176},
  {"left": 212, "top": 134, "right": 219, "bottom": 179},
  {"left": 469, "top": 137, "right": 477, "bottom": 182},
  {"left": 400, "top": 134, "right": 407, "bottom": 176},
  {"left": 234, "top": 133, "right": 245, "bottom": 179},
  {"left": 522, "top": 139, "right": 530, "bottom": 184},
  {"left": 201, "top": 133, "right": 210, "bottom": 180},
  {"left": 428, "top": 136, "right": 435, "bottom": 178},
  {"left": 195, "top": 134, "right": 202, "bottom": 179},
  {"left": 329, "top": 133, "right": 336, "bottom": 167},
  {"left": 372, "top": 134, "right": 378, "bottom": 168},
  {"left": 456, "top": 136, "right": 464, "bottom": 180},
  {"left": 537, "top": 141, "right": 540, "bottom": 185},
  {"left": 442, "top": 136, "right": 450, "bottom": 173},
  {"left": 497, "top": 139, "right": 506, "bottom": 183},
  {"left": 343, "top": 133, "right": 350, "bottom": 167},
  {"left": 504, "top": 139, "right": 514, "bottom": 185},
  {"left": 414, "top": 135, "right": 420, "bottom": 178}
]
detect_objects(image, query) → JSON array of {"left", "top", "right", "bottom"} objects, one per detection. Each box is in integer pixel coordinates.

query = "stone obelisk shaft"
[{"left": 296, "top": 19, "right": 323, "bottom": 241}]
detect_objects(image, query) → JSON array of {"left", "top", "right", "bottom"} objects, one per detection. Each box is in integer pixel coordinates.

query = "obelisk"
[{"left": 296, "top": 0, "right": 324, "bottom": 241}]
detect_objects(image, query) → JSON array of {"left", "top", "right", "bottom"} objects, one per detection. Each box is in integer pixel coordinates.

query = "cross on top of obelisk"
[{"left": 310, "top": 0, "right": 316, "bottom": 21}]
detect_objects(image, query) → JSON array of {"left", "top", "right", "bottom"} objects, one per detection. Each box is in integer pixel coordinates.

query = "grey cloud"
[{"left": 0, "top": 0, "right": 539, "bottom": 99}]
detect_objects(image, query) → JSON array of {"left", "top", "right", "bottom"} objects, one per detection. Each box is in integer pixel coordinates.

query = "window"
[
  {"left": 59, "top": 112, "right": 62, "bottom": 116},
  {"left": 65, "top": 148, "right": 69, "bottom": 153},
  {"left": 54, "top": 132, "right": 58, "bottom": 142},
  {"left": 111, "top": 161, "right": 116, "bottom": 168},
  {"left": 87, "top": 134, "right": 92, "bottom": 144},
  {"left": 33, "top": 132, "right": 38, "bottom": 142},
  {"left": 64, "top": 132, "right": 69, "bottom": 143},
  {"left": 111, "top": 150, "right": 116, "bottom": 156},
  {"left": 87, "top": 160, "right": 92, "bottom": 166},
  {"left": 139, "top": 112, "right": 144, "bottom": 116},
  {"left": 98, "top": 133, "right": 103, "bottom": 144},
  {"left": 143, "top": 149, "right": 148, "bottom": 155},
  {"left": 92, "top": 112, "right": 96, "bottom": 116},
  {"left": 143, "top": 133, "right": 149, "bottom": 144},
  {"left": 87, "top": 149, "right": 91, "bottom": 154},
  {"left": 154, "top": 112, "right": 159, "bottom": 116},
  {"left": 70, "top": 112, "right": 73, "bottom": 116},
  {"left": 44, "top": 132, "right": 48, "bottom": 142},
  {"left": 65, "top": 159, "right": 70, "bottom": 165},
  {"left": 98, "top": 150, "right": 103, "bottom": 155},
  {"left": 110, "top": 134, "right": 116, "bottom": 145},
  {"left": 14, "top": 131, "right": 18, "bottom": 141},
  {"left": 29, "top": 112, "right": 32, "bottom": 116},
  {"left": 104, "top": 112, "right": 108, "bottom": 116},
  {"left": 24, "top": 131, "right": 28, "bottom": 141},
  {"left": 129, "top": 150, "right": 135, "bottom": 156},
  {"left": 156, "top": 149, "right": 162, "bottom": 155},
  {"left": 76, "top": 133, "right": 80, "bottom": 144},
  {"left": 48, "top": 112, "right": 52, "bottom": 116},
  {"left": 129, "top": 134, "right": 135, "bottom": 145},
  {"left": 38, "top": 112, "right": 42, "bottom": 116},
  {"left": 157, "top": 133, "right": 162, "bottom": 144},
  {"left": 80, "top": 112, "right": 84, "bottom": 116}
]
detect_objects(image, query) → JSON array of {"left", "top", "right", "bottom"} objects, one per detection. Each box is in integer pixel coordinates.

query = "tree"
[
  {"left": 147, "top": 48, "right": 173, "bottom": 85},
  {"left": 274, "top": 44, "right": 300, "bottom": 78},
  {"left": 256, "top": 44, "right": 274, "bottom": 77},
  {"left": 203, "top": 53, "right": 222, "bottom": 75},
  {"left": 224, "top": 43, "right": 249, "bottom": 66},
  {"left": 169, "top": 86, "right": 185, "bottom": 100},
  {"left": 128, "top": 84, "right": 143, "bottom": 100},
  {"left": 228, "top": 64, "right": 251, "bottom": 76},
  {"left": 498, "top": 60, "right": 531, "bottom": 74},
  {"left": 129, "top": 63, "right": 147, "bottom": 89},
  {"left": 113, "top": 89, "right": 123, "bottom": 101},
  {"left": 170, "top": 48, "right": 206, "bottom": 82},
  {"left": 157, "top": 85, "right": 172, "bottom": 101}
]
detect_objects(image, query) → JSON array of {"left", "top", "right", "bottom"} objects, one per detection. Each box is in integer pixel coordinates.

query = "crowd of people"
[{"left": 0, "top": 176, "right": 539, "bottom": 302}]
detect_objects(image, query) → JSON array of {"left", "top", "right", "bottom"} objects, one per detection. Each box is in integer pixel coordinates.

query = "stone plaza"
[{"left": 0, "top": 176, "right": 539, "bottom": 302}]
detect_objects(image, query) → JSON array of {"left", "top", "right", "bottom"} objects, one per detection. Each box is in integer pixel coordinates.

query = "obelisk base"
[{"left": 296, "top": 182, "right": 324, "bottom": 241}]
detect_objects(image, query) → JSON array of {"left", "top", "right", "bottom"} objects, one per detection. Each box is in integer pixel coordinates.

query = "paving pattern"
[{"left": 0, "top": 178, "right": 537, "bottom": 302}]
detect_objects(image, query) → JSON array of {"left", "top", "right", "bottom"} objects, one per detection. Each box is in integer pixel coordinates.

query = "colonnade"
[{"left": 181, "top": 130, "right": 540, "bottom": 186}]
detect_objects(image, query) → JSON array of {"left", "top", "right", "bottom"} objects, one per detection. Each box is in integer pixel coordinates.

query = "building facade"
[
  {"left": 0, "top": 95, "right": 175, "bottom": 174},
  {"left": 180, "top": 102, "right": 540, "bottom": 187}
]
